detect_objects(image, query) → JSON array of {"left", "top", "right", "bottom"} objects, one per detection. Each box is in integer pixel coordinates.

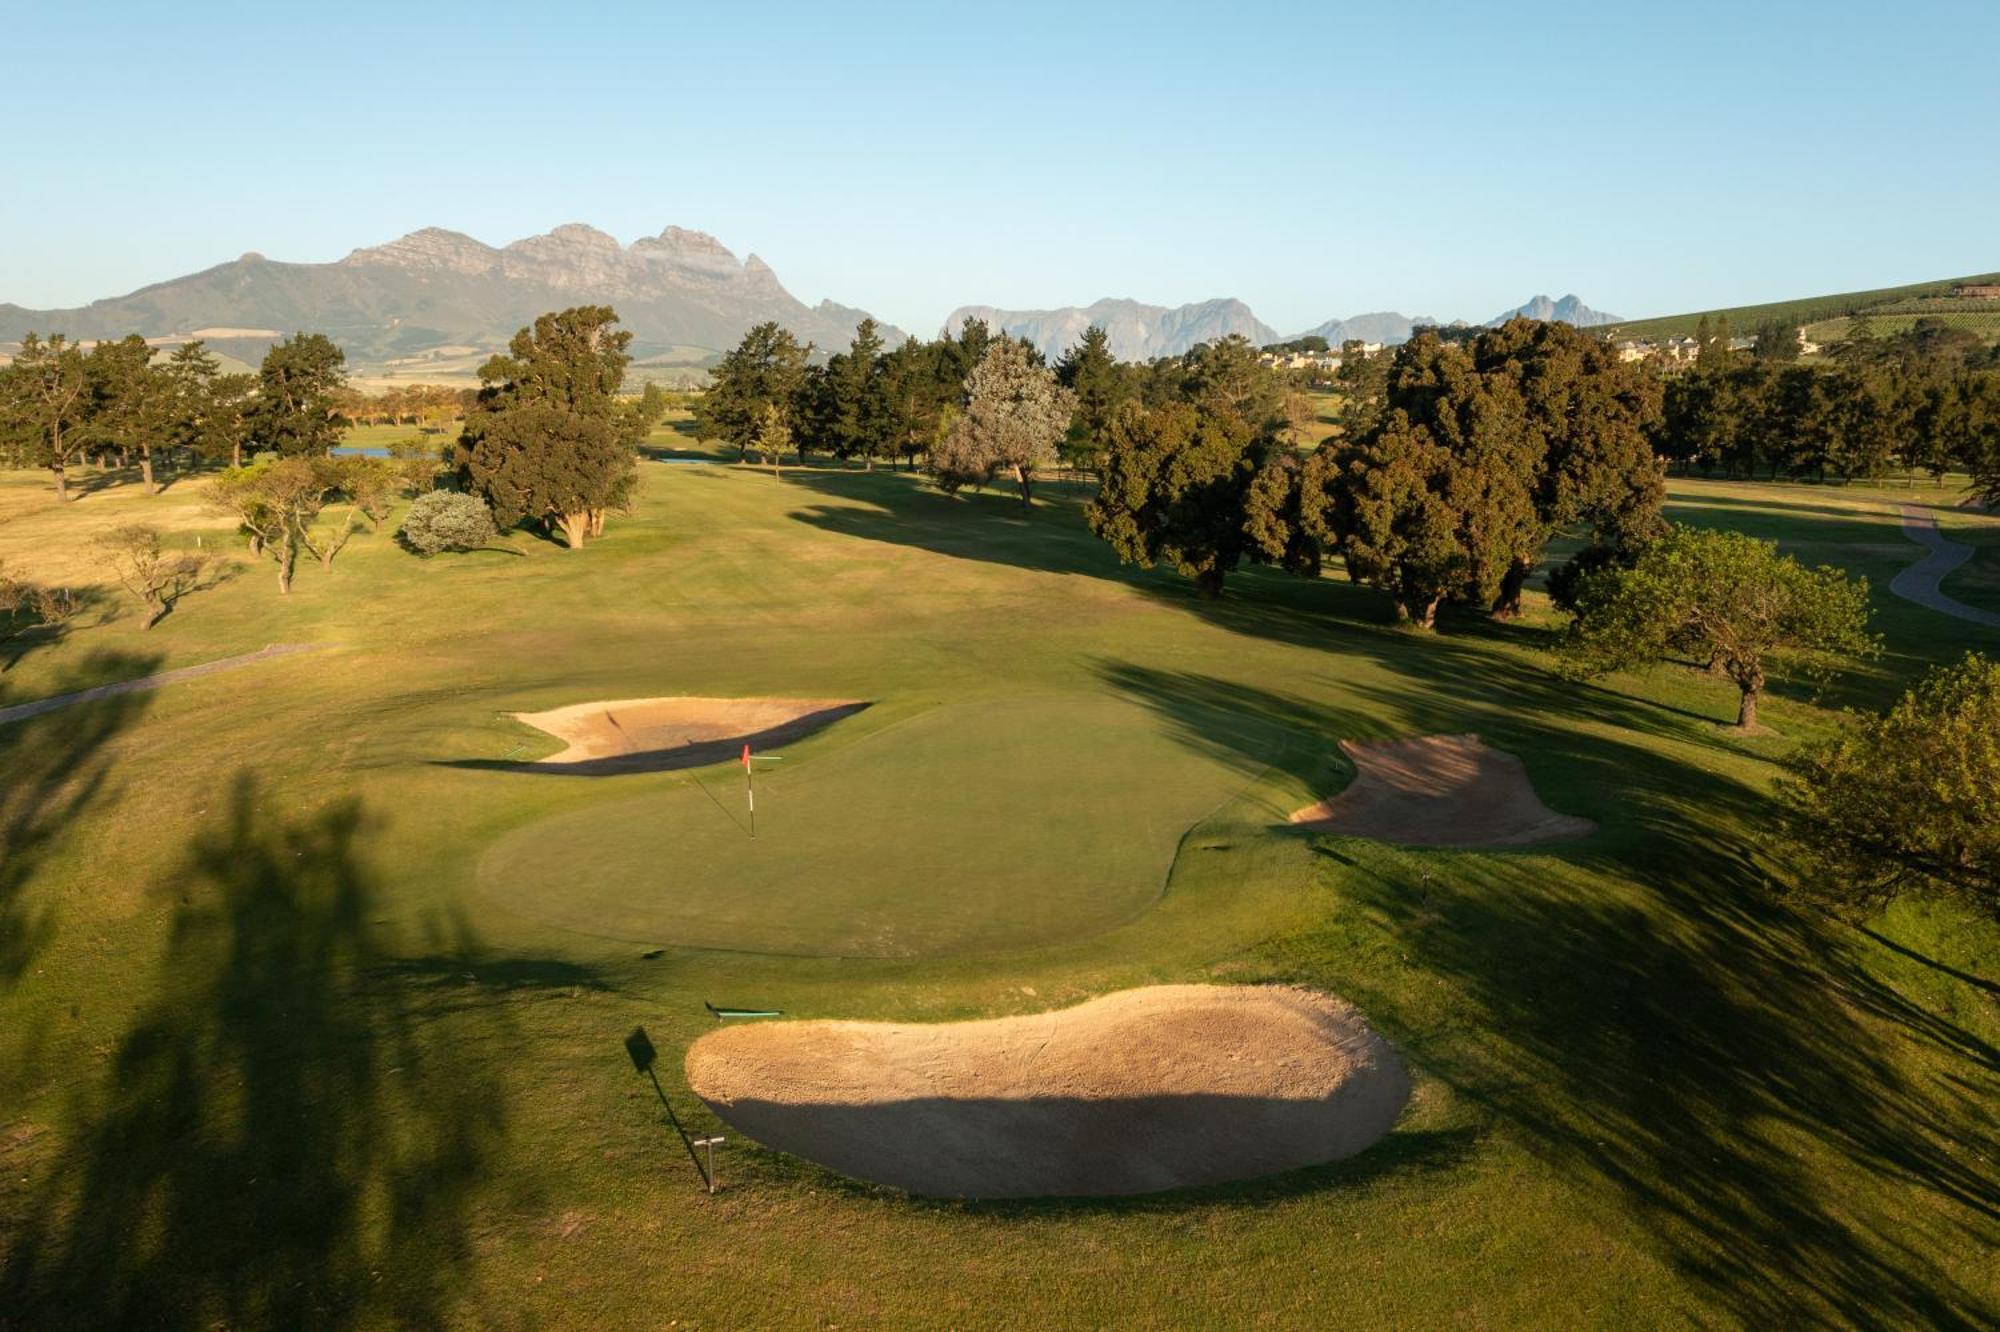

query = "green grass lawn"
[{"left": 0, "top": 454, "right": 1994, "bottom": 1328}]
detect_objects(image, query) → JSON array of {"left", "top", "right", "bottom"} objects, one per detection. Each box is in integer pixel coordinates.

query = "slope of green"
[
  {"left": 1604, "top": 271, "right": 2000, "bottom": 340},
  {"left": 0, "top": 450, "right": 1993, "bottom": 1328}
]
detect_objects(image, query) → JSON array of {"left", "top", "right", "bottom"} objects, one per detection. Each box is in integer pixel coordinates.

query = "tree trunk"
[
  {"left": 277, "top": 545, "right": 295, "bottom": 594},
  {"left": 558, "top": 512, "right": 588, "bottom": 549},
  {"left": 1014, "top": 464, "right": 1033, "bottom": 509},
  {"left": 1403, "top": 596, "right": 1440, "bottom": 630},
  {"left": 52, "top": 464, "right": 68, "bottom": 503},
  {"left": 588, "top": 508, "right": 606, "bottom": 538},
  {"left": 1735, "top": 686, "right": 1759, "bottom": 730},
  {"left": 1195, "top": 566, "right": 1225, "bottom": 598},
  {"left": 232, "top": 442, "right": 244, "bottom": 468},
  {"left": 141, "top": 451, "right": 157, "bottom": 496},
  {"left": 1491, "top": 558, "right": 1532, "bottom": 619}
]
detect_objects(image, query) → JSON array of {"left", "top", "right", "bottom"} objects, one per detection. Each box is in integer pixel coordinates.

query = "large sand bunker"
[
  {"left": 1290, "top": 734, "right": 1594, "bottom": 847},
  {"left": 686, "top": 985, "right": 1410, "bottom": 1198},
  {"left": 473, "top": 696, "right": 867, "bottom": 774}
]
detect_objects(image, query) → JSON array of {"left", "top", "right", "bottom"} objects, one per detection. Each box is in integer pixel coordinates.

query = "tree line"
[
  {"left": 1655, "top": 316, "right": 2000, "bottom": 492},
  {"left": 1086, "top": 318, "right": 1663, "bottom": 622},
  {"left": 696, "top": 317, "right": 1311, "bottom": 490},
  {"left": 0, "top": 331, "right": 350, "bottom": 498}
]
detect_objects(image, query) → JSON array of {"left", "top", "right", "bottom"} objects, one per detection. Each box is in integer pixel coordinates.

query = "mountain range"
[
  {"left": 953, "top": 293, "right": 1619, "bottom": 361},
  {"left": 0, "top": 224, "right": 899, "bottom": 376},
  {"left": 0, "top": 221, "right": 1620, "bottom": 375},
  {"left": 942, "top": 298, "right": 1279, "bottom": 363}
]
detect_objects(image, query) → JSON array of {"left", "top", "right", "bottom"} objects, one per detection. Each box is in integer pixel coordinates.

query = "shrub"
[{"left": 399, "top": 491, "right": 498, "bottom": 556}]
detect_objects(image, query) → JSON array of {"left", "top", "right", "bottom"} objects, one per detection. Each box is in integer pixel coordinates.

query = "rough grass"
[{"left": 0, "top": 446, "right": 1994, "bottom": 1328}]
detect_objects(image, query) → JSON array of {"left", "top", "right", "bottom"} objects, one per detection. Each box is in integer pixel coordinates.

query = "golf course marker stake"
[
  {"left": 692, "top": 1136, "right": 725, "bottom": 1193},
  {"left": 623, "top": 1025, "right": 718, "bottom": 1192}
]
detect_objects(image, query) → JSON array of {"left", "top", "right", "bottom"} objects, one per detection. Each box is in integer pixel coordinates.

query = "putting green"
[{"left": 473, "top": 694, "right": 1271, "bottom": 957}]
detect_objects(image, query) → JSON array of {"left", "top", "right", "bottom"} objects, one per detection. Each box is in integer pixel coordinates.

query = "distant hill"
[
  {"left": 1287, "top": 295, "right": 1613, "bottom": 348},
  {"left": 0, "top": 224, "right": 902, "bottom": 375},
  {"left": 1485, "top": 294, "right": 1619, "bottom": 327},
  {"left": 1601, "top": 271, "right": 2000, "bottom": 341},
  {"left": 1289, "top": 311, "right": 1439, "bottom": 347},
  {"left": 942, "top": 298, "right": 1278, "bottom": 362}
]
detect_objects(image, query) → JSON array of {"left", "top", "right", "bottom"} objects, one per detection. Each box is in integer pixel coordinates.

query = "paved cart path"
[
  {"left": 1888, "top": 505, "right": 2000, "bottom": 630},
  {"left": 0, "top": 643, "right": 331, "bottom": 728}
]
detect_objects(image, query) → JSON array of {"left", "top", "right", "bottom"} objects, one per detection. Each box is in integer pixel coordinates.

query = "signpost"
[{"left": 624, "top": 1025, "right": 720, "bottom": 1192}]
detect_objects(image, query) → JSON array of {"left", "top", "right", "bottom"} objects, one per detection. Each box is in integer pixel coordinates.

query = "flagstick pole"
[{"left": 746, "top": 758, "right": 756, "bottom": 840}]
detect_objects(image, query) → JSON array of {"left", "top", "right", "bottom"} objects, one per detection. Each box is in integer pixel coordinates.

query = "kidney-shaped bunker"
[{"left": 685, "top": 985, "right": 1410, "bottom": 1198}]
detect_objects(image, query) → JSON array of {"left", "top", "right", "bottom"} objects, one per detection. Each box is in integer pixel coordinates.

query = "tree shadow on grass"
[
  {"left": 0, "top": 774, "right": 605, "bottom": 1328},
  {"left": 0, "top": 650, "right": 161, "bottom": 990},
  {"left": 1331, "top": 846, "right": 1998, "bottom": 1328},
  {"left": 783, "top": 468, "right": 1171, "bottom": 585},
  {"left": 1095, "top": 660, "right": 1996, "bottom": 1324},
  {"left": 1, "top": 586, "right": 116, "bottom": 674}
]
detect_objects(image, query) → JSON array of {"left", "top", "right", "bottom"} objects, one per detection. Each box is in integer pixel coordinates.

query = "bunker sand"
[
  {"left": 686, "top": 985, "right": 1410, "bottom": 1198},
  {"left": 467, "top": 696, "right": 866, "bottom": 774},
  {"left": 1290, "top": 734, "right": 1594, "bottom": 847}
]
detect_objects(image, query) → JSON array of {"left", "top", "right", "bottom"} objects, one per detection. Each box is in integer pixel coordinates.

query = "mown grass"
[{"left": 0, "top": 448, "right": 1994, "bottom": 1328}]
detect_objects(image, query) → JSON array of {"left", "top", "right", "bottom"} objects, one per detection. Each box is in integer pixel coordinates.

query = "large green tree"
[
  {"left": 1087, "top": 397, "right": 1269, "bottom": 596},
  {"left": 457, "top": 306, "right": 640, "bottom": 548},
  {"left": 828, "top": 318, "right": 891, "bottom": 466},
  {"left": 878, "top": 336, "right": 953, "bottom": 470},
  {"left": 1305, "top": 333, "right": 1542, "bottom": 628},
  {"left": 83, "top": 334, "right": 165, "bottom": 492},
  {"left": 160, "top": 341, "right": 256, "bottom": 469},
  {"left": 697, "top": 322, "right": 810, "bottom": 462},
  {"left": 1779, "top": 653, "right": 2000, "bottom": 918},
  {"left": 1468, "top": 318, "right": 1665, "bottom": 617},
  {"left": 0, "top": 333, "right": 92, "bottom": 500},
  {"left": 251, "top": 333, "right": 349, "bottom": 456},
  {"left": 1054, "top": 325, "right": 1128, "bottom": 473},
  {"left": 931, "top": 340, "right": 1074, "bottom": 507},
  {"left": 1562, "top": 524, "right": 1875, "bottom": 730}
]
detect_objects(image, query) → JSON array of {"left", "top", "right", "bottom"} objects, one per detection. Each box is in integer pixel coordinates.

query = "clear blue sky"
[{"left": 3, "top": 1, "right": 1996, "bottom": 335}]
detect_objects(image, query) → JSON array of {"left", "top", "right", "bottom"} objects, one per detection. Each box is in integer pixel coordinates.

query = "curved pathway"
[
  {"left": 0, "top": 642, "right": 330, "bottom": 728},
  {"left": 1888, "top": 505, "right": 2000, "bottom": 630}
]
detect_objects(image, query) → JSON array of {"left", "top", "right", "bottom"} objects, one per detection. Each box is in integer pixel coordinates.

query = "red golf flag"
[{"left": 741, "top": 743, "right": 752, "bottom": 771}]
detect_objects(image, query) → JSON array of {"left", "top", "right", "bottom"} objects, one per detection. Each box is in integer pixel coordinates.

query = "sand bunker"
[
  {"left": 685, "top": 985, "right": 1410, "bottom": 1198},
  {"left": 493, "top": 696, "right": 866, "bottom": 774},
  {"left": 1290, "top": 733, "right": 1594, "bottom": 848}
]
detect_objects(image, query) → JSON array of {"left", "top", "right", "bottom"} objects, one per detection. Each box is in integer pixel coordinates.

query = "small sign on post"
[
  {"left": 624, "top": 1025, "right": 717, "bottom": 1192},
  {"left": 692, "top": 1136, "right": 726, "bottom": 1193}
]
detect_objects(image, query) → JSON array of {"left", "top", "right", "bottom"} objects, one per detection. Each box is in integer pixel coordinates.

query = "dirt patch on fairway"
[
  {"left": 1289, "top": 734, "right": 1594, "bottom": 847},
  {"left": 685, "top": 984, "right": 1410, "bottom": 1198},
  {"left": 470, "top": 696, "right": 867, "bottom": 774}
]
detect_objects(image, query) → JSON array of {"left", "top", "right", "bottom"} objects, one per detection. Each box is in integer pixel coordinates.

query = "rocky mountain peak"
[
  {"left": 1485, "top": 293, "right": 1619, "bottom": 327},
  {"left": 340, "top": 228, "right": 498, "bottom": 275}
]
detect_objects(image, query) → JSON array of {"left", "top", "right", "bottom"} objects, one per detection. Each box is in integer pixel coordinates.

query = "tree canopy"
[
  {"left": 457, "top": 306, "right": 639, "bottom": 548},
  {"left": 1088, "top": 397, "right": 1267, "bottom": 595},
  {"left": 0, "top": 333, "right": 92, "bottom": 501},
  {"left": 932, "top": 340, "right": 1074, "bottom": 507},
  {"left": 697, "top": 322, "right": 810, "bottom": 462},
  {"left": 1779, "top": 653, "right": 2000, "bottom": 917},
  {"left": 1561, "top": 524, "right": 1876, "bottom": 729},
  {"left": 251, "top": 333, "right": 349, "bottom": 457}
]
